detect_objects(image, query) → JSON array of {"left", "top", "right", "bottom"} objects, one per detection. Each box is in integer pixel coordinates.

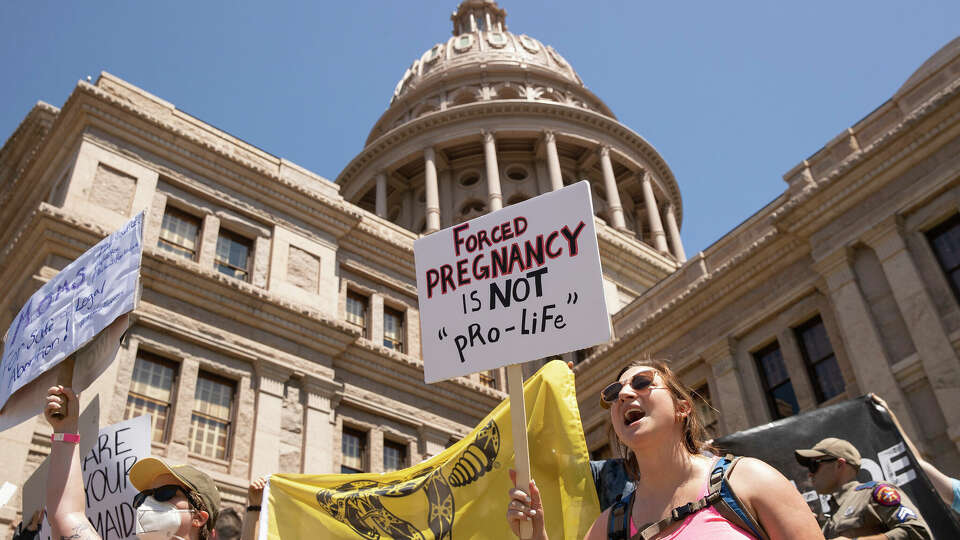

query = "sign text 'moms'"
[
  {"left": 0, "top": 212, "right": 143, "bottom": 411},
  {"left": 415, "top": 182, "right": 610, "bottom": 383}
]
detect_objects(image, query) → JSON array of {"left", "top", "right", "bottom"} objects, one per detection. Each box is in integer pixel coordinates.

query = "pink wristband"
[{"left": 51, "top": 433, "right": 80, "bottom": 443}]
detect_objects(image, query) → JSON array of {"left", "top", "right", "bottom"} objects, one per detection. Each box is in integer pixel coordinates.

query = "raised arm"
[
  {"left": 241, "top": 476, "right": 268, "bottom": 540},
  {"left": 44, "top": 385, "right": 101, "bottom": 540}
]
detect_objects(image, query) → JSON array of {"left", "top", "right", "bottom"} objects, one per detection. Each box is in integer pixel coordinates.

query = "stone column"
[
  {"left": 482, "top": 130, "right": 503, "bottom": 211},
  {"left": 251, "top": 364, "right": 289, "bottom": 479},
  {"left": 640, "top": 173, "right": 669, "bottom": 253},
  {"left": 198, "top": 214, "right": 220, "bottom": 269},
  {"left": 166, "top": 357, "right": 200, "bottom": 463},
  {"left": 302, "top": 376, "right": 340, "bottom": 473},
  {"left": 664, "top": 203, "right": 687, "bottom": 263},
  {"left": 370, "top": 293, "right": 384, "bottom": 347},
  {"left": 702, "top": 338, "right": 750, "bottom": 433},
  {"left": 375, "top": 172, "right": 387, "bottom": 218},
  {"left": 423, "top": 148, "right": 441, "bottom": 233},
  {"left": 599, "top": 146, "right": 626, "bottom": 230},
  {"left": 865, "top": 220, "right": 960, "bottom": 451},
  {"left": 438, "top": 168, "right": 453, "bottom": 229},
  {"left": 812, "top": 248, "right": 923, "bottom": 442},
  {"left": 543, "top": 131, "right": 563, "bottom": 191},
  {"left": 634, "top": 204, "right": 645, "bottom": 242}
]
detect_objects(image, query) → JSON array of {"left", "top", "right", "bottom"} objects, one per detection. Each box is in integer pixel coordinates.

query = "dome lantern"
[{"left": 451, "top": 0, "right": 507, "bottom": 35}]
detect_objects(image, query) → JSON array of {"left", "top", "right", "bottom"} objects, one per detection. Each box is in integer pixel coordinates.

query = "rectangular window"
[
  {"left": 753, "top": 342, "right": 799, "bottom": 419},
  {"left": 383, "top": 440, "right": 407, "bottom": 472},
  {"left": 383, "top": 306, "right": 404, "bottom": 352},
  {"left": 927, "top": 214, "right": 960, "bottom": 302},
  {"left": 158, "top": 207, "right": 201, "bottom": 260},
  {"left": 478, "top": 370, "right": 498, "bottom": 389},
  {"left": 188, "top": 372, "right": 235, "bottom": 460},
  {"left": 795, "top": 316, "right": 845, "bottom": 403},
  {"left": 341, "top": 428, "right": 367, "bottom": 474},
  {"left": 215, "top": 230, "right": 252, "bottom": 281},
  {"left": 346, "top": 291, "right": 368, "bottom": 332},
  {"left": 124, "top": 352, "right": 178, "bottom": 443}
]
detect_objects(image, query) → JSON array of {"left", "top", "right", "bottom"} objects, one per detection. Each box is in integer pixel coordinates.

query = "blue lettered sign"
[{"left": 0, "top": 212, "right": 143, "bottom": 411}]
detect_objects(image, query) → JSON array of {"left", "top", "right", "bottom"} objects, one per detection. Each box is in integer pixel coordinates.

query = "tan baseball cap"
[
  {"left": 794, "top": 437, "right": 861, "bottom": 468},
  {"left": 130, "top": 457, "right": 221, "bottom": 526}
]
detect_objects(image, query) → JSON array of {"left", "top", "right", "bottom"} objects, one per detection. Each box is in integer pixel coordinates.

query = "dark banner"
[{"left": 715, "top": 395, "right": 960, "bottom": 538}]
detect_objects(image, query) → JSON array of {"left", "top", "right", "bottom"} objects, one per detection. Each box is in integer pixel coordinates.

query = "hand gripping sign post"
[
  {"left": 0, "top": 212, "right": 143, "bottom": 418},
  {"left": 415, "top": 181, "right": 611, "bottom": 538}
]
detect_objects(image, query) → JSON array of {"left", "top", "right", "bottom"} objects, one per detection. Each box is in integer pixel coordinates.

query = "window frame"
[
  {"left": 925, "top": 213, "right": 960, "bottom": 303},
  {"left": 382, "top": 439, "right": 408, "bottom": 473},
  {"left": 188, "top": 370, "right": 237, "bottom": 461},
  {"left": 125, "top": 351, "right": 180, "bottom": 444},
  {"left": 794, "top": 315, "right": 844, "bottom": 403},
  {"left": 214, "top": 228, "right": 253, "bottom": 282},
  {"left": 382, "top": 305, "right": 405, "bottom": 352},
  {"left": 158, "top": 205, "right": 202, "bottom": 261},
  {"left": 752, "top": 341, "right": 799, "bottom": 420},
  {"left": 345, "top": 290, "right": 369, "bottom": 336},
  {"left": 341, "top": 426, "right": 368, "bottom": 474}
]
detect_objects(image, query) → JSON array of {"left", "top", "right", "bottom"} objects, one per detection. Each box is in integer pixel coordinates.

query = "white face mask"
[{"left": 135, "top": 495, "right": 193, "bottom": 540}]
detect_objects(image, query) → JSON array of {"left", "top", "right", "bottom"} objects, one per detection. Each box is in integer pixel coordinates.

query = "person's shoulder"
[
  {"left": 725, "top": 457, "right": 796, "bottom": 504},
  {"left": 584, "top": 506, "right": 615, "bottom": 540},
  {"left": 727, "top": 457, "right": 785, "bottom": 486}
]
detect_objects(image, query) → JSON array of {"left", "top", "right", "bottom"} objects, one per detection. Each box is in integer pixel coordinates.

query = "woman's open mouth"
[{"left": 624, "top": 409, "right": 646, "bottom": 426}]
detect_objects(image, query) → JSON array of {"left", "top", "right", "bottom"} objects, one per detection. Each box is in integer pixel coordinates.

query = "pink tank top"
[{"left": 629, "top": 460, "right": 757, "bottom": 539}]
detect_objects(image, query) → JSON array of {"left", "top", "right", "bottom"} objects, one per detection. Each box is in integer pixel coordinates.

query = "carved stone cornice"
[
  {"left": 302, "top": 375, "right": 343, "bottom": 411},
  {"left": 255, "top": 363, "right": 292, "bottom": 397},
  {"left": 49, "top": 78, "right": 368, "bottom": 241},
  {"left": 772, "top": 76, "right": 960, "bottom": 234}
]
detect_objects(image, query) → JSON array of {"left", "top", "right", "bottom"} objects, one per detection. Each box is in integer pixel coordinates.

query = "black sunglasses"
[
  {"left": 600, "top": 372, "right": 656, "bottom": 407},
  {"left": 133, "top": 484, "right": 197, "bottom": 510},
  {"left": 805, "top": 458, "right": 837, "bottom": 474}
]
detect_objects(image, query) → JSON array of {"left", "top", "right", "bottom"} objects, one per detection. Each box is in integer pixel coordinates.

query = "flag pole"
[{"left": 507, "top": 363, "right": 533, "bottom": 539}]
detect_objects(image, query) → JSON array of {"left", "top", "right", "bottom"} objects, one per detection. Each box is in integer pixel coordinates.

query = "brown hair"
[
  {"left": 611, "top": 358, "right": 717, "bottom": 480},
  {"left": 186, "top": 490, "right": 213, "bottom": 540}
]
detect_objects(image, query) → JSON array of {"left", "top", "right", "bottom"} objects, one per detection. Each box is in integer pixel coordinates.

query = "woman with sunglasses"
[
  {"left": 44, "top": 385, "right": 221, "bottom": 540},
  {"left": 506, "top": 360, "right": 824, "bottom": 539}
]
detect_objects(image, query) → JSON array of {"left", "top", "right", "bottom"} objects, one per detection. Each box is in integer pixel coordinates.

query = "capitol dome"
[
  {"left": 367, "top": 0, "right": 615, "bottom": 145},
  {"left": 339, "top": 0, "right": 687, "bottom": 274}
]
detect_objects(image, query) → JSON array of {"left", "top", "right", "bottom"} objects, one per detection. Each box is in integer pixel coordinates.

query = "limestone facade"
[
  {"left": 576, "top": 37, "right": 960, "bottom": 479},
  {"left": 2, "top": 0, "right": 958, "bottom": 535}
]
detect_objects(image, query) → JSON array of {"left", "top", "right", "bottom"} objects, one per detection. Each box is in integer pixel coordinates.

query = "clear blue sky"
[{"left": 2, "top": 1, "right": 958, "bottom": 256}]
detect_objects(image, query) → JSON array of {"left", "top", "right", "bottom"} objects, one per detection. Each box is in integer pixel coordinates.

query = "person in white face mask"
[{"left": 44, "top": 385, "right": 221, "bottom": 540}]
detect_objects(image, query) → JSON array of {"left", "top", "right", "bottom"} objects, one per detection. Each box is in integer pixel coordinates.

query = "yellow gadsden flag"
[{"left": 262, "top": 360, "right": 600, "bottom": 539}]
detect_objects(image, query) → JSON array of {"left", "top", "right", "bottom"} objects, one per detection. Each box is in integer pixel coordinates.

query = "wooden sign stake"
[
  {"left": 51, "top": 355, "right": 75, "bottom": 418},
  {"left": 507, "top": 363, "right": 533, "bottom": 539}
]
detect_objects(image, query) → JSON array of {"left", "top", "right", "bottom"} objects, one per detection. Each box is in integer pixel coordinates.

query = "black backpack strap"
[
  {"left": 632, "top": 497, "right": 716, "bottom": 540},
  {"left": 710, "top": 455, "right": 770, "bottom": 540},
  {"left": 607, "top": 490, "right": 634, "bottom": 540}
]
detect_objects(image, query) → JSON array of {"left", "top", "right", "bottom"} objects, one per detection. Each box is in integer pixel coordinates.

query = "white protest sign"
[
  {"left": 414, "top": 181, "right": 610, "bottom": 383},
  {"left": 36, "top": 414, "right": 151, "bottom": 540},
  {"left": 0, "top": 212, "right": 143, "bottom": 411}
]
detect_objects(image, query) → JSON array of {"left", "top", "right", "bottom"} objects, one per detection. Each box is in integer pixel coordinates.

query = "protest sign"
[
  {"left": 0, "top": 212, "right": 143, "bottom": 412},
  {"left": 715, "top": 396, "right": 960, "bottom": 537},
  {"left": 415, "top": 181, "right": 610, "bottom": 538},
  {"left": 414, "top": 181, "right": 610, "bottom": 383},
  {"left": 32, "top": 414, "right": 151, "bottom": 540}
]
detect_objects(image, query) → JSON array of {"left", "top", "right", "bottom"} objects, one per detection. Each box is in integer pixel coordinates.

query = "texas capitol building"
[{"left": 1, "top": 0, "right": 959, "bottom": 533}]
